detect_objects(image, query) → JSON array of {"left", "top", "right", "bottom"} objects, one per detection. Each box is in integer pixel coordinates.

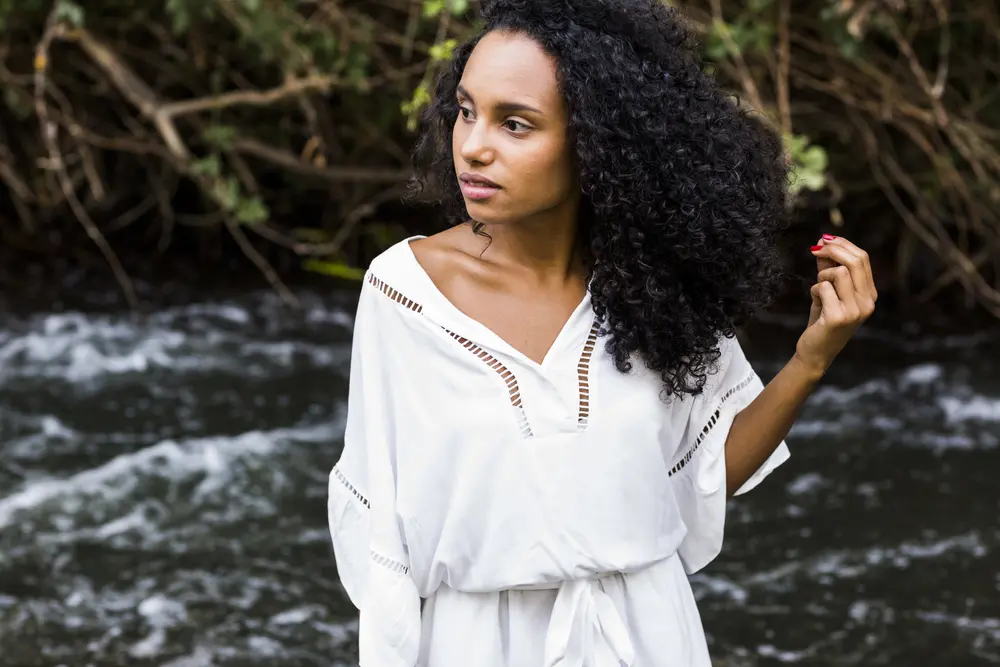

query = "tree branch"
[
  {"left": 34, "top": 16, "right": 138, "bottom": 309},
  {"left": 231, "top": 138, "right": 411, "bottom": 184},
  {"left": 159, "top": 74, "right": 342, "bottom": 118}
]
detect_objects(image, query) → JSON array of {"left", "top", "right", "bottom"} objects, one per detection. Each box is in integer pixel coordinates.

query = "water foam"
[
  {"left": 0, "top": 422, "right": 338, "bottom": 534},
  {"left": 0, "top": 302, "right": 351, "bottom": 386}
]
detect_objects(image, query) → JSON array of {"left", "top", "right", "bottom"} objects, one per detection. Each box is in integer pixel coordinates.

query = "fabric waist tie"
[{"left": 512, "top": 578, "right": 635, "bottom": 667}]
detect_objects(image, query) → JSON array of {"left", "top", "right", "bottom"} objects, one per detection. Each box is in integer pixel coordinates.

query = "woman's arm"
[
  {"left": 724, "top": 235, "right": 878, "bottom": 497},
  {"left": 724, "top": 354, "right": 822, "bottom": 496}
]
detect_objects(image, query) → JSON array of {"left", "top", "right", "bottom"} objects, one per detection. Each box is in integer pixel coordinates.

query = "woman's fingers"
[
  {"left": 816, "top": 265, "right": 861, "bottom": 320},
  {"left": 829, "top": 236, "right": 877, "bottom": 299},
  {"left": 812, "top": 241, "right": 868, "bottom": 295},
  {"left": 811, "top": 237, "right": 877, "bottom": 310},
  {"left": 809, "top": 280, "right": 844, "bottom": 323},
  {"left": 829, "top": 236, "right": 877, "bottom": 300}
]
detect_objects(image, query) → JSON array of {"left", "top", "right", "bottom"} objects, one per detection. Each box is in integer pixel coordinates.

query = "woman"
[{"left": 327, "top": 1, "right": 877, "bottom": 665}]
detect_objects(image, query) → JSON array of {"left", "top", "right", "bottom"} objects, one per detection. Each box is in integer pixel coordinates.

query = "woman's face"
[{"left": 452, "top": 31, "right": 578, "bottom": 226}]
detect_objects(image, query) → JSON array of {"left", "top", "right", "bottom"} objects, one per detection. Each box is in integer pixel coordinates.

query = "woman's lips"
[
  {"left": 459, "top": 174, "right": 501, "bottom": 201},
  {"left": 460, "top": 182, "right": 501, "bottom": 200}
]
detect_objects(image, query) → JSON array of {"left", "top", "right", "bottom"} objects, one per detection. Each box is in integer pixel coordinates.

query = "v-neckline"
[{"left": 402, "top": 236, "right": 593, "bottom": 371}]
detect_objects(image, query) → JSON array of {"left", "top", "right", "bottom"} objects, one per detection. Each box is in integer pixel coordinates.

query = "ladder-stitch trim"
[
  {"left": 333, "top": 466, "right": 411, "bottom": 576},
  {"left": 576, "top": 322, "right": 600, "bottom": 430},
  {"left": 333, "top": 465, "right": 370, "bottom": 508},
  {"left": 444, "top": 331, "right": 533, "bottom": 439},
  {"left": 368, "top": 273, "right": 423, "bottom": 313},
  {"left": 366, "top": 271, "right": 533, "bottom": 439},
  {"left": 371, "top": 551, "right": 409, "bottom": 576},
  {"left": 668, "top": 371, "right": 756, "bottom": 477}
]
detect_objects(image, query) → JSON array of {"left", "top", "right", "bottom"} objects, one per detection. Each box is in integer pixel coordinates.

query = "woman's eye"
[
  {"left": 504, "top": 120, "right": 530, "bottom": 132},
  {"left": 459, "top": 107, "right": 473, "bottom": 120}
]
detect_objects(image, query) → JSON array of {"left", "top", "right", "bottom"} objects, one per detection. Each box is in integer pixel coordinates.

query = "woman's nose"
[{"left": 459, "top": 121, "right": 495, "bottom": 165}]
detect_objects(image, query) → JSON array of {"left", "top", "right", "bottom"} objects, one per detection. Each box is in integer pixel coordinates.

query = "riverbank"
[{"left": 3, "top": 227, "right": 997, "bottom": 341}]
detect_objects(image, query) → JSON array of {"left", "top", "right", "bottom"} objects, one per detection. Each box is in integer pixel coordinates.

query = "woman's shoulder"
[
  {"left": 366, "top": 225, "right": 461, "bottom": 273},
  {"left": 407, "top": 225, "right": 483, "bottom": 296},
  {"left": 366, "top": 235, "right": 418, "bottom": 280},
  {"left": 362, "top": 227, "right": 469, "bottom": 318}
]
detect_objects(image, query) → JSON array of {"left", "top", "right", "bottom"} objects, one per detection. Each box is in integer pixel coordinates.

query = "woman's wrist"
[{"left": 788, "top": 351, "right": 828, "bottom": 385}]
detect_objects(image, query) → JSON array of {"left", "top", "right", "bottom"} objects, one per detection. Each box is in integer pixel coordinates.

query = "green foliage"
[
  {"left": 235, "top": 196, "right": 269, "bottom": 225},
  {"left": 191, "top": 155, "right": 222, "bottom": 178},
  {"left": 429, "top": 39, "right": 459, "bottom": 62},
  {"left": 302, "top": 259, "right": 366, "bottom": 281},
  {"left": 3, "top": 87, "right": 33, "bottom": 120},
  {"left": 162, "top": 0, "right": 370, "bottom": 79},
  {"left": 203, "top": 125, "right": 239, "bottom": 150},
  {"left": 785, "top": 134, "right": 828, "bottom": 196},
  {"left": 190, "top": 153, "right": 269, "bottom": 225},
  {"left": 0, "top": 0, "right": 996, "bottom": 310},
  {"left": 55, "top": 0, "right": 84, "bottom": 27},
  {"left": 705, "top": 18, "right": 774, "bottom": 61},
  {"left": 165, "top": 0, "right": 216, "bottom": 35},
  {"left": 402, "top": 84, "right": 432, "bottom": 132},
  {"left": 423, "top": 0, "right": 470, "bottom": 19},
  {"left": 702, "top": 0, "right": 780, "bottom": 62},
  {"left": 403, "top": 1, "right": 468, "bottom": 129},
  {"left": 212, "top": 176, "right": 242, "bottom": 212},
  {"left": 818, "top": 5, "right": 865, "bottom": 60}
]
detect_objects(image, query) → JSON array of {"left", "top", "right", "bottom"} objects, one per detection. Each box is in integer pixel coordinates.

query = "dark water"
[{"left": 0, "top": 290, "right": 997, "bottom": 666}]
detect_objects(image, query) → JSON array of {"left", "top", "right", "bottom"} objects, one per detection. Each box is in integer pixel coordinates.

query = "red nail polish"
[
  {"left": 822, "top": 234, "right": 836, "bottom": 241},
  {"left": 810, "top": 245, "right": 823, "bottom": 251}
]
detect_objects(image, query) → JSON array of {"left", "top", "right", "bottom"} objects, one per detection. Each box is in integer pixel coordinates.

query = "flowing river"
[{"left": 1, "top": 287, "right": 997, "bottom": 666}]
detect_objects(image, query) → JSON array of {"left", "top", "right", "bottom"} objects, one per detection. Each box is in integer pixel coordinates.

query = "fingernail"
[
  {"left": 822, "top": 234, "right": 836, "bottom": 241},
  {"left": 810, "top": 245, "right": 823, "bottom": 252}
]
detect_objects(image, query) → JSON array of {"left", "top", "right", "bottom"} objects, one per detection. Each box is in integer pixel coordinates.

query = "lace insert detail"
[
  {"left": 333, "top": 465, "right": 370, "bottom": 508},
  {"left": 669, "top": 371, "right": 756, "bottom": 477},
  {"left": 368, "top": 273, "right": 423, "bottom": 313},
  {"left": 371, "top": 551, "right": 409, "bottom": 575},
  {"left": 445, "top": 331, "right": 533, "bottom": 439},
  {"left": 576, "top": 323, "right": 599, "bottom": 430}
]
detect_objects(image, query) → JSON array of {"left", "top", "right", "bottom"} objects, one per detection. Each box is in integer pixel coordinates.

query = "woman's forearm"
[{"left": 724, "top": 354, "right": 825, "bottom": 497}]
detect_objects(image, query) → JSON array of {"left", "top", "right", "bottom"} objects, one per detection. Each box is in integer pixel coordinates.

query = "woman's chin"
[{"left": 462, "top": 203, "right": 511, "bottom": 225}]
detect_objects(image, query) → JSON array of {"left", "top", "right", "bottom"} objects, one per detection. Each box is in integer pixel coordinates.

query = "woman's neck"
[{"left": 476, "top": 205, "right": 583, "bottom": 284}]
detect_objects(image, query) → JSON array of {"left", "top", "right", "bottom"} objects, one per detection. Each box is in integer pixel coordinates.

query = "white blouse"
[{"left": 327, "top": 237, "right": 790, "bottom": 667}]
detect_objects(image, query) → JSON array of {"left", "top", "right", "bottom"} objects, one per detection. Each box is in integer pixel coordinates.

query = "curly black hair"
[{"left": 408, "top": 0, "right": 789, "bottom": 398}]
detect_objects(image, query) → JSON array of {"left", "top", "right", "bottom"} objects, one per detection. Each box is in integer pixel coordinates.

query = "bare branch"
[
  {"left": 159, "top": 74, "right": 342, "bottom": 118},
  {"left": 709, "top": 0, "right": 767, "bottom": 114},
  {"left": 223, "top": 213, "right": 299, "bottom": 308},
  {"left": 232, "top": 138, "right": 411, "bottom": 184},
  {"left": 776, "top": 0, "right": 793, "bottom": 136},
  {"left": 34, "top": 16, "right": 138, "bottom": 309}
]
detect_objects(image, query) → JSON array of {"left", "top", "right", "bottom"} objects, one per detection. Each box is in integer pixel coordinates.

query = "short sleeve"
[
  {"left": 670, "top": 334, "right": 790, "bottom": 574},
  {"left": 328, "top": 275, "right": 421, "bottom": 667}
]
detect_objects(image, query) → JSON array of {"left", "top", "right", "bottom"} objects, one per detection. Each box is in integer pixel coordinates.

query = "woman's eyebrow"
[{"left": 457, "top": 85, "right": 543, "bottom": 116}]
